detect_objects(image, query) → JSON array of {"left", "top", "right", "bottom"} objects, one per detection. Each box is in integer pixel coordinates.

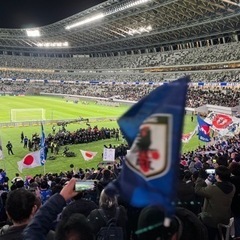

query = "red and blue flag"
[{"left": 197, "top": 115, "right": 211, "bottom": 142}]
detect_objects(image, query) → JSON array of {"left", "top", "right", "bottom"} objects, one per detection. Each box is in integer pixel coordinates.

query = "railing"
[{"left": 0, "top": 117, "right": 118, "bottom": 128}]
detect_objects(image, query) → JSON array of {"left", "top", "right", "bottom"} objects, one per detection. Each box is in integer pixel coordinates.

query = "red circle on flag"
[
  {"left": 85, "top": 152, "right": 93, "bottom": 158},
  {"left": 213, "top": 114, "right": 232, "bottom": 129},
  {"left": 151, "top": 151, "right": 159, "bottom": 160},
  {"left": 23, "top": 155, "right": 34, "bottom": 165}
]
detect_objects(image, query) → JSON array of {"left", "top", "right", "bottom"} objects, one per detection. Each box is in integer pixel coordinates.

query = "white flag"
[
  {"left": 0, "top": 138, "right": 3, "bottom": 160},
  {"left": 80, "top": 150, "right": 97, "bottom": 161},
  {"left": 103, "top": 148, "right": 115, "bottom": 162},
  {"left": 17, "top": 150, "right": 42, "bottom": 173}
]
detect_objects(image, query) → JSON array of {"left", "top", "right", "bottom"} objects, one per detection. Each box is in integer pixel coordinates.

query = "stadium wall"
[{"left": 0, "top": 117, "right": 117, "bottom": 128}]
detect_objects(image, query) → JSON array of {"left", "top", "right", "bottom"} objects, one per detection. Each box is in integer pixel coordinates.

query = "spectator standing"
[
  {"left": 0, "top": 189, "right": 38, "bottom": 240},
  {"left": 229, "top": 162, "right": 240, "bottom": 239},
  {"left": 61, "top": 191, "right": 98, "bottom": 220},
  {"left": 39, "top": 181, "right": 52, "bottom": 205},
  {"left": 11, "top": 173, "right": 23, "bottom": 184},
  {"left": 23, "top": 178, "right": 94, "bottom": 240},
  {"left": 87, "top": 189, "right": 128, "bottom": 239},
  {"left": 6, "top": 141, "right": 13, "bottom": 155},
  {"left": 0, "top": 170, "right": 6, "bottom": 185},
  {"left": 195, "top": 166, "right": 235, "bottom": 239}
]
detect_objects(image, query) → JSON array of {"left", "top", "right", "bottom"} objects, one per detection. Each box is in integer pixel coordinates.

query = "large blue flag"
[
  {"left": 197, "top": 115, "right": 211, "bottom": 142},
  {"left": 107, "top": 77, "right": 190, "bottom": 217},
  {"left": 40, "top": 123, "right": 47, "bottom": 165}
]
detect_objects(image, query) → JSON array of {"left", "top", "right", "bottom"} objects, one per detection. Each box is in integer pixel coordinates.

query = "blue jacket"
[{"left": 23, "top": 193, "right": 66, "bottom": 240}]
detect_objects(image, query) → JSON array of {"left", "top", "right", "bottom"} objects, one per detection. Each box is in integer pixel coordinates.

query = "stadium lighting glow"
[
  {"left": 36, "top": 42, "right": 69, "bottom": 48},
  {"left": 106, "top": 0, "right": 151, "bottom": 15},
  {"left": 128, "top": 25, "right": 152, "bottom": 35},
  {"left": 65, "top": 0, "right": 151, "bottom": 30},
  {"left": 65, "top": 13, "right": 104, "bottom": 30},
  {"left": 26, "top": 29, "right": 40, "bottom": 37}
]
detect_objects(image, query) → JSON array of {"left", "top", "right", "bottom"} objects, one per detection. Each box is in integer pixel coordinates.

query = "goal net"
[{"left": 11, "top": 108, "right": 46, "bottom": 122}]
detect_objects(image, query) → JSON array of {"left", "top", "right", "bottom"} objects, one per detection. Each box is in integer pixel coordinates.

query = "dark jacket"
[
  {"left": 61, "top": 198, "right": 97, "bottom": 219},
  {"left": 195, "top": 178, "right": 235, "bottom": 228},
  {"left": 23, "top": 193, "right": 66, "bottom": 240},
  {"left": 230, "top": 175, "right": 240, "bottom": 216},
  {"left": 0, "top": 224, "right": 54, "bottom": 240},
  {"left": 177, "top": 180, "right": 201, "bottom": 214},
  {"left": 87, "top": 205, "right": 128, "bottom": 239},
  {"left": 0, "top": 224, "right": 26, "bottom": 240}
]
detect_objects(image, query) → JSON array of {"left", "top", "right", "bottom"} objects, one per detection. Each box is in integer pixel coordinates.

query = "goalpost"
[{"left": 10, "top": 108, "right": 46, "bottom": 122}]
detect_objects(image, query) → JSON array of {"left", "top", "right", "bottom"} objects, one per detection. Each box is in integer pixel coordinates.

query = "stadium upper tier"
[
  {"left": 0, "top": 41, "right": 240, "bottom": 82},
  {"left": 0, "top": 0, "right": 240, "bottom": 54},
  {"left": 1, "top": 69, "right": 240, "bottom": 83},
  {"left": 0, "top": 42, "right": 239, "bottom": 69}
]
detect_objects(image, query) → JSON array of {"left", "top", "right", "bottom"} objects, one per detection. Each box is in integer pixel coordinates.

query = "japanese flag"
[
  {"left": 80, "top": 150, "right": 97, "bottom": 161},
  {"left": 17, "top": 150, "right": 42, "bottom": 173}
]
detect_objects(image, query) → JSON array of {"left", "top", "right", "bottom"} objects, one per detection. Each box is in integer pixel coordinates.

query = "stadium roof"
[{"left": 0, "top": 0, "right": 240, "bottom": 55}]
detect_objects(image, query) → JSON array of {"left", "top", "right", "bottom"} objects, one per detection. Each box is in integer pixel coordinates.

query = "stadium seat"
[{"left": 218, "top": 217, "right": 234, "bottom": 240}]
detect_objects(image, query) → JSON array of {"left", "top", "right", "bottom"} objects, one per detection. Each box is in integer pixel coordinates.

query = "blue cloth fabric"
[
  {"left": 107, "top": 77, "right": 190, "bottom": 217},
  {"left": 197, "top": 115, "right": 211, "bottom": 142}
]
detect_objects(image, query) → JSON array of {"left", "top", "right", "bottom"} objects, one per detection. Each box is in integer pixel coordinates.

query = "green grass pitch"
[{"left": 0, "top": 96, "right": 201, "bottom": 180}]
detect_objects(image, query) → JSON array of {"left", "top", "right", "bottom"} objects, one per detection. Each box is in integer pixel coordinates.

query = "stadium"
[{"left": 0, "top": 0, "right": 240, "bottom": 239}]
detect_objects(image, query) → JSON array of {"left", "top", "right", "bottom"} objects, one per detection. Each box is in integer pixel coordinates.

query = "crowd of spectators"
[
  {"left": 0, "top": 131, "right": 239, "bottom": 239},
  {"left": 0, "top": 69, "right": 240, "bottom": 83},
  {"left": 1, "top": 80, "right": 239, "bottom": 108},
  {"left": 186, "top": 87, "right": 240, "bottom": 108},
  {"left": 0, "top": 41, "right": 239, "bottom": 239},
  {"left": 0, "top": 42, "right": 240, "bottom": 84},
  {"left": 0, "top": 42, "right": 239, "bottom": 70}
]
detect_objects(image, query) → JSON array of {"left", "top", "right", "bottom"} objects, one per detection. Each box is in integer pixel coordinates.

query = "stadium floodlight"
[
  {"left": 128, "top": 25, "right": 152, "bottom": 35},
  {"left": 26, "top": 29, "right": 40, "bottom": 37},
  {"left": 106, "top": 0, "right": 151, "bottom": 15},
  {"left": 36, "top": 42, "right": 69, "bottom": 48},
  {"left": 65, "top": 13, "right": 104, "bottom": 30},
  {"left": 65, "top": 0, "right": 151, "bottom": 30}
]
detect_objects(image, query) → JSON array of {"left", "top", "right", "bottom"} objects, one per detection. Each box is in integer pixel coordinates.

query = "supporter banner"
[
  {"left": 106, "top": 77, "right": 189, "bottom": 217},
  {"left": 80, "top": 150, "right": 97, "bottom": 161},
  {"left": 102, "top": 148, "right": 115, "bottom": 162},
  {"left": 9, "top": 78, "right": 240, "bottom": 86},
  {"left": 197, "top": 115, "right": 211, "bottom": 142},
  {"left": 205, "top": 112, "right": 240, "bottom": 137}
]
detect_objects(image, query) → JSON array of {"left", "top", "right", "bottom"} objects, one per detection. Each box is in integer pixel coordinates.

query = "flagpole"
[{"left": 0, "top": 134, "right": 6, "bottom": 172}]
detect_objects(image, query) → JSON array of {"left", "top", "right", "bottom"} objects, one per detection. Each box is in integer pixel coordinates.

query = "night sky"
[{"left": 0, "top": 0, "right": 107, "bottom": 29}]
